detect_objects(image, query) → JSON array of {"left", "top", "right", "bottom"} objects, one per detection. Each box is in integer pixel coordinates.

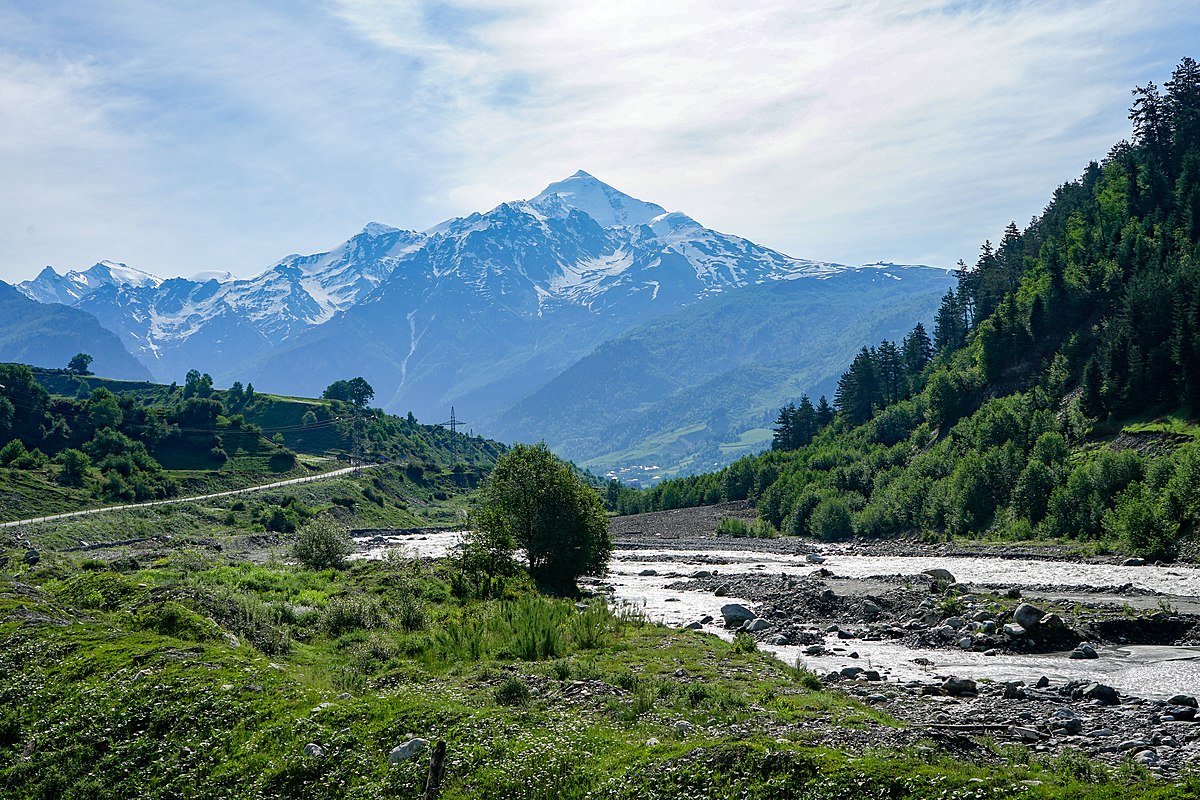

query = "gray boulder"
[
  {"left": 388, "top": 738, "right": 430, "bottom": 765},
  {"left": 638, "top": 569, "right": 658, "bottom": 577},
  {"left": 1009, "top": 726, "right": 1042, "bottom": 743},
  {"left": 1070, "top": 643, "right": 1098, "bottom": 659},
  {"left": 1170, "top": 694, "right": 1198, "bottom": 708},
  {"left": 1003, "top": 623, "right": 1026, "bottom": 638},
  {"left": 1167, "top": 705, "right": 1197, "bottom": 721},
  {"left": 304, "top": 743, "right": 325, "bottom": 758},
  {"left": 1013, "top": 603, "right": 1046, "bottom": 629},
  {"left": 922, "top": 568, "right": 956, "bottom": 583},
  {"left": 720, "top": 603, "right": 756, "bottom": 625},
  {"left": 1082, "top": 683, "right": 1120, "bottom": 705},
  {"left": 744, "top": 618, "right": 771, "bottom": 633},
  {"left": 1038, "top": 613, "right": 1067, "bottom": 630},
  {"left": 23, "top": 549, "right": 40, "bottom": 565},
  {"left": 942, "top": 676, "right": 977, "bottom": 696},
  {"left": 1122, "top": 557, "right": 1146, "bottom": 567}
]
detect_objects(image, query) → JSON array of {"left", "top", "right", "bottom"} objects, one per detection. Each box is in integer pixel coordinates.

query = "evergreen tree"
[
  {"left": 771, "top": 403, "right": 796, "bottom": 451},
  {"left": 901, "top": 322, "right": 933, "bottom": 377},
  {"left": 815, "top": 395, "right": 834, "bottom": 427}
]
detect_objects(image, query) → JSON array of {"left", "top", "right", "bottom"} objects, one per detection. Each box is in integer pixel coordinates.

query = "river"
[{"left": 358, "top": 529, "right": 1200, "bottom": 700}]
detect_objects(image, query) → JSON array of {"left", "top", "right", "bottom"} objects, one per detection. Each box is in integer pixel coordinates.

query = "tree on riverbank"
[{"left": 467, "top": 442, "right": 611, "bottom": 591}]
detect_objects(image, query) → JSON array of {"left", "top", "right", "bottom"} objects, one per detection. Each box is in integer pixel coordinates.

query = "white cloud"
[
  {"left": 332, "top": 0, "right": 1196, "bottom": 263},
  {"left": 0, "top": 0, "right": 1195, "bottom": 281}
]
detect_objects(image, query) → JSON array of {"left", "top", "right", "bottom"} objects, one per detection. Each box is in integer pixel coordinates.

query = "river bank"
[{"left": 592, "top": 503, "right": 1200, "bottom": 778}]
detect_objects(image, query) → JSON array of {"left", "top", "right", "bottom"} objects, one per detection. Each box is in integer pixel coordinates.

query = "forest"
[{"left": 611, "top": 57, "right": 1200, "bottom": 561}]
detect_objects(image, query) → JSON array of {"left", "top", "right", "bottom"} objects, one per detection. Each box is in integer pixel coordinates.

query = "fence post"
[{"left": 423, "top": 740, "right": 446, "bottom": 800}]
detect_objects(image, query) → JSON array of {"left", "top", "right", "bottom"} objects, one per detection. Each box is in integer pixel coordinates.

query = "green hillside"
[
  {"left": 491, "top": 266, "right": 954, "bottom": 478},
  {"left": 615, "top": 58, "right": 1200, "bottom": 561},
  {"left": 1, "top": 365, "right": 504, "bottom": 523}
]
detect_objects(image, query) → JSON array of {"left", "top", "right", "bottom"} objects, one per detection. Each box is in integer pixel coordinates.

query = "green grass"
[
  {"left": 2, "top": 543, "right": 1195, "bottom": 799},
  {"left": 11, "top": 464, "right": 479, "bottom": 550},
  {"left": 1121, "top": 411, "right": 1200, "bottom": 440}
]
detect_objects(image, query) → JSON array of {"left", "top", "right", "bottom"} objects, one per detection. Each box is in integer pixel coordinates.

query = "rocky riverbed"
[{"left": 592, "top": 503, "right": 1200, "bottom": 778}]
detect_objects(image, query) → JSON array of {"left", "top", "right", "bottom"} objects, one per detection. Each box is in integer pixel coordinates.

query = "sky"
[{"left": 0, "top": 0, "right": 1197, "bottom": 283}]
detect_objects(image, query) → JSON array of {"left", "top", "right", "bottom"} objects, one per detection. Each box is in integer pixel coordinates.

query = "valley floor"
[
  {"left": 599, "top": 504, "right": 1200, "bottom": 780},
  {"left": 2, "top": 501, "right": 1199, "bottom": 798}
]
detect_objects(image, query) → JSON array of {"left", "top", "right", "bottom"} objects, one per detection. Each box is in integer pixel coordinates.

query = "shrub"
[
  {"left": 810, "top": 497, "right": 854, "bottom": 541},
  {"left": 716, "top": 516, "right": 778, "bottom": 538},
  {"left": 134, "top": 600, "right": 221, "bottom": 641},
  {"left": 494, "top": 676, "right": 531, "bottom": 706},
  {"left": 292, "top": 517, "right": 353, "bottom": 569},
  {"left": 732, "top": 631, "right": 758, "bottom": 653},
  {"left": 322, "top": 594, "right": 387, "bottom": 636}
]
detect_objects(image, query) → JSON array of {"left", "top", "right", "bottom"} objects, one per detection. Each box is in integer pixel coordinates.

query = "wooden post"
[{"left": 423, "top": 740, "right": 446, "bottom": 800}]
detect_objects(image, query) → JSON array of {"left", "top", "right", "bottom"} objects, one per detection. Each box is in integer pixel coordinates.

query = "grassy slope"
[
  {"left": 3, "top": 369, "right": 501, "bottom": 524},
  {"left": 12, "top": 464, "right": 478, "bottom": 551},
  {"left": 2, "top": 547, "right": 1190, "bottom": 800}
]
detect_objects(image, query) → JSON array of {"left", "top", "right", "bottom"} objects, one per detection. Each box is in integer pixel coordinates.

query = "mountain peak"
[
  {"left": 362, "top": 222, "right": 401, "bottom": 238},
  {"left": 529, "top": 171, "right": 666, "bottom": 229},
  {"left": 84, "top": 261, "right": 162, "bottom": 289}
]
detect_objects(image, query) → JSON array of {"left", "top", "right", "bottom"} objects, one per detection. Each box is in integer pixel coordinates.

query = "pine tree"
[
  {"left": 815, "top": 396, "right": 834, "bottom": 427},
  {"left": 771, "top": 403, "right": 796, "bottom": 451},
  {"left": 794, "top": 395, "right": 818, "bottom": 447},
  {"left": 875, "top": 340, "right": 903, "bottom": 406}
]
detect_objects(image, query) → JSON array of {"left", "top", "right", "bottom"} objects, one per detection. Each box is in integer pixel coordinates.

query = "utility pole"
[{"left": 437, "top": 406, "right": 468, "bottom": 465}]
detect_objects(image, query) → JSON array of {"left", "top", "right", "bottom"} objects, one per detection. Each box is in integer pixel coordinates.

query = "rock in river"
[
  {"left": 1070, "top": 643, "right": 1099, "bottom": 659},
  {"left": 720, "top": 603, "right": 756, "bottom": 625},
  {"left": 1081, "top": 683, "right": 1120, "bottom": 705},
  {"left": 1013, "top": 603, "right": 1046, "bottom": 629}
]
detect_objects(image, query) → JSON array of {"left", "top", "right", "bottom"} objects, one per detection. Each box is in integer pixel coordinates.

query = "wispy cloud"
[{"left": 0, "top": 0, "right": 1195, "bottom": 280}]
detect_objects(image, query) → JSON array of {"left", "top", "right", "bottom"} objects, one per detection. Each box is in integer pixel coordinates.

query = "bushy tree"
[
  {"left": 56, "top": 448, "right": 92, "bottom": 484},
  {"left": 323, "top": 377, "right": 375, "bottom": 408},
  {"left": 468, "top": 442, "right": 611, "bottom": 590},
  {"left": 292, "top": 516, "right": 352, "bottom": 569},
  {"left": 67, "top": 353, "right": 93, "bottom": 375}
]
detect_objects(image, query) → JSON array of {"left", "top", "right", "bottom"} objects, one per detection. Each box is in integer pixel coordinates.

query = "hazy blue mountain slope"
[
  {"left": 488, "top": 266, "right": 955, "bottom": 475},
  {"left": 0, "top": 283, "right": 153, "bottom": 381}
]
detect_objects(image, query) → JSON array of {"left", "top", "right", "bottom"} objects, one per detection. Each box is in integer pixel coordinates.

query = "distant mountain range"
[
  {"left": 6, "top": 171, "right": 953, "bottom": 475},
  {"left": 0, "top": 282, "right": 151, "bottom": 381}
]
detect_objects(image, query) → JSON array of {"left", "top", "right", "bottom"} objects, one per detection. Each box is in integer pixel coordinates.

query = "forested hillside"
[
  {"left": 0, "top": 363, "right": 502, "bottom": 519},
  {"left": 614, "top": 58, "right": 1200, "bottom": 560}
]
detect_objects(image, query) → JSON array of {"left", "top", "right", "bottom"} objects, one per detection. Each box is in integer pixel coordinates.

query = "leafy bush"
[
  {"left": 321, "top": 594, "right": 387, "bottom": 636},
  {"left": 134, "top": 600, "right": 221, "bottom": 641},
  {"left": 732, "top": 631, "right": 758, "bottom": 653},
  {"left": 494, "top": 676, "right": 531, "bottom": 706},
  {"left": 810, "top": 497, "right": 853, "bottom": 540},
  {"left": 716, "top": 516, "right": 778, "bottom": 538},
  {"left": 292, "top": 517, "right": 352, "bottom": 569}
]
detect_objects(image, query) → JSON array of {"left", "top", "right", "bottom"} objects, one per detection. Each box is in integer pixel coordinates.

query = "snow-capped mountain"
[
  {"left": 246, "top": 171, "right": 856, "bottom": 415},
  {"left": 12, "top": 172, "right": 948, "bottom": 451},
  {"left": 18, "top": 261, "right": 162, "bottom": 306},
  {"left": 19, "top": 225, "right": 428, "bottom": 381}
]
